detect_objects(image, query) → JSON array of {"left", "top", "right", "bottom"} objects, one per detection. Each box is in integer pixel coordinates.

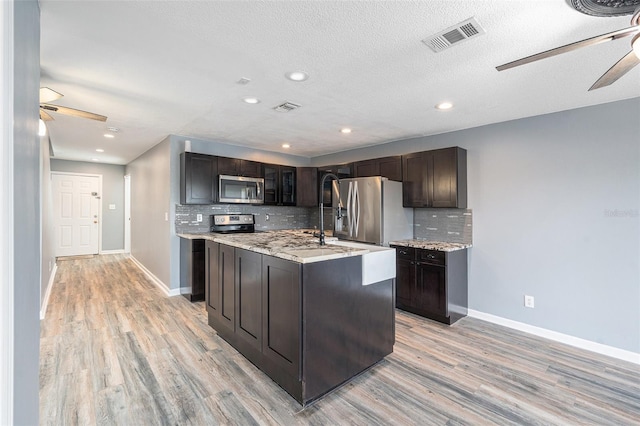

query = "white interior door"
[{"left": 52, "top": 173, "right": 100, "bottom": 257}]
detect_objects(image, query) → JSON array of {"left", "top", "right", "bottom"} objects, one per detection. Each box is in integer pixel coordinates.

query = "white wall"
[{"left": 313, "top": 98, "right": 640, "bottom": 353}]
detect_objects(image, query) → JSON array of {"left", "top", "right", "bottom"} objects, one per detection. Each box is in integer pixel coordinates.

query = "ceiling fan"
[
  {"left": 496, "top": 6, "right": 640, "bottom": 91},
  {"left": 39, "top": 87, "right": 107, "bottom": 122}
]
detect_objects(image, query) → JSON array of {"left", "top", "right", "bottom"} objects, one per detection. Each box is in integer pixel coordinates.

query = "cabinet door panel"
[
  {"left": 378, "top": 156, "right": 402, "bottom": 181},
  {"left": 296, "top": 167, "right": 318, "bottom": 207},
  {"left": 402, "top": 153, "right": 429, "bottom": 207},
  {"left": 416, "top": 263, "right": 447, "bottom": 317},
  {"left": 395, "top": 259, "right": 414, "bottom": 307},
  {"left": 263, "top": 164, "right": 279, "bottom": 205},
  {"left": 431, "top": 148, "right": 458, "bottom": 208},
  {"left": 280, "top": 167, "right": 296, "bottom": 205},
  {"left": 353, "top": 160, "right": 378, "bottom": 178},
  {"left": 181, "top": 153, "right": 217, "bottom": 204},
  {"left": 206, "top": 241, "right": 220, "bottom": 316},
  {"left": 236, "top": 249, "right": 262, "bottom": 350},
  {"left": 262, "top": 256, "right": 301, "bottom": 378},
  {"left": 241, "top": 160, "right": 263, "bottom": 178},
  {"left": 219, "top": 244, "right": 235, "bottom": 333},
  {"left": 218, "top": 156, "right": 240, "bottom": 176}
]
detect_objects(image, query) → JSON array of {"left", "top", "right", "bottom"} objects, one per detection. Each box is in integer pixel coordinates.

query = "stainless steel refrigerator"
[{"left": 332, "top": 176, "right": 413, "bottom": 246}]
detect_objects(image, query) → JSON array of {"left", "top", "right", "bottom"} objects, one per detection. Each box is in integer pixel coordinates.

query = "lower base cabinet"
[
  {"left": 392, "top": 245, "right": 468, "bottom": 325},
  {"left": 205, "top": 241, "right": 394, "bottom": 405}
]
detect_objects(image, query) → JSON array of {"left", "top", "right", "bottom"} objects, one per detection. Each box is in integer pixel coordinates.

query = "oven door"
[{"left": 218, "top": 175, "right": 264, "bottom": 204}]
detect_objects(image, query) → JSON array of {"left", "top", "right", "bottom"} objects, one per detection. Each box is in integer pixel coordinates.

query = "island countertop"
[{"left": 177, "top": 229, "right": 386, "bottom": 264}]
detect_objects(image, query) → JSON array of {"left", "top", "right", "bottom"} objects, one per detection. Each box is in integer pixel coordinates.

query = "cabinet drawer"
[
  {"left": 392, "top": 246, "right": 415, "bottom": 261},
  {"left": 418, "top": 249, "right": 445, "bottom": 265}
]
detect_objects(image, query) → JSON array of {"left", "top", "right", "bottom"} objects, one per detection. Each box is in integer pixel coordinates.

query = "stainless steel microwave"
[{"left": 218, "top": 175, "right": 264, "bottom": 204}]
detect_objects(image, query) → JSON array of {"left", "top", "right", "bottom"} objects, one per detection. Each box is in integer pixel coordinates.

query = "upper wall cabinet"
[
  {"left": 264, "top": 164, "right": 296, "bottom": 206},
  {"left": 402, "top": 147, "right": 467, "bottom": 208},
  {"left": 296, "top": 167, "right": 318, "bottom": 207},
  {"left": 353, "top": 156, "right": 402, "bottom": 181},
  {"left": 180, "top": 152, "right": 218, "bottom": 205},
  {"left": 217, "top": 156, "right": 263, "bottom": 178}
]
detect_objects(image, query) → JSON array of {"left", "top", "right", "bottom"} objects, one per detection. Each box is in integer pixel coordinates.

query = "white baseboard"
[
  {"left": 467, "top": 309, "right": 640, "bottom": 365},
  {"left": 40, "top": 262, "right": 58, "bottom": 320},
  {"left": 100, "top": 249, "right": 125, "bottom": 255},
  {"left": 129, "top": 256, "right": 181, "bottom": 297}
]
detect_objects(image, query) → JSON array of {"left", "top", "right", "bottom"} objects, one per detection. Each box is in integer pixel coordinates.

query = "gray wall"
[
  {"left": 11, "top": 0, "right": 41, "bottom": 423},
  {"left": 126, "top": 137, "right": 173, "bottom": 289},
  {"left": 50, "top": 159, "right": 126, "bottom": 251},
  {"left": 314, "top": 98, "right": 640, "bottom": 353},
  {"left": 41, "top": 138, "right": 55, "bottom": 314}
]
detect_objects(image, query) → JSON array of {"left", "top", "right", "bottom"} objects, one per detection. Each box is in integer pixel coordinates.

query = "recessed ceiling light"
[
  {"left": 91, "top": 158, "right": 99, "bottom": 162},
  {"left": 282, "top": 143, "right": 290, "bottom": 149},
  {"left": 436, "top": 102, "right": 453, "bottom": 110},
  {"left": 104, "top": 134, "right": 115, "bottom": 138},
  {"left": 340, "top": 128, "right": 352, "bottom": 134},
  {"left": 96, "top": 148, "right": 104, "bottom": 153},
  {"left": 243, "top": 97, "right": 260, "bottom": 104},
  {"left": 285, "top": 71, "right": 309, "bottom": 82}
]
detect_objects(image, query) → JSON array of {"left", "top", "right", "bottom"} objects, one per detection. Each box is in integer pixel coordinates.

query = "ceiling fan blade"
[
  {"left": 39, "top": 109, "right": 54, "bottom": 121},
  {"left": 40, "top": 103, "right": 107, "bottom": 122},
  {"left": 39, "top": 87, "right": 63, "bottom": 103},
  {"left": 496, "top": 26, "right": 640, "bottom": 71},
  {"left": 589, "top": 50, "right": 640, "bottom": 90}
]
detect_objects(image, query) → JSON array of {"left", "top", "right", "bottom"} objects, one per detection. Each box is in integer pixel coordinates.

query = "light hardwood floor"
[{"left": 40, "top": 254, "right": 640, "bottom": 425}]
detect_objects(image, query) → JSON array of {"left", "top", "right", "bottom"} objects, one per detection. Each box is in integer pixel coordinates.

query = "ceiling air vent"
[
  {"left": 422, "top": 17, "right": 485, "bottom": 53},
  {"left": 273, "top": 101, "right": 301, "bottom": 113}
]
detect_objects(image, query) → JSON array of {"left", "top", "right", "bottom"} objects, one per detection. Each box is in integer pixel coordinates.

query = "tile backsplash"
[
  {"left": 176, "top": 204, "right": 472, "bottom": 245},
  {"left": 413, "top": 208, "right": 472, "bottom": 245},
  {"left": 175, "top": 204, "right": 316, "bottom": 233}
]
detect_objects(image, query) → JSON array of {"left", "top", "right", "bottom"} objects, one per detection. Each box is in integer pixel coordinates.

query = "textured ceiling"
[{"left": 39, "top": 0, "right": 640, "bottom": 165}]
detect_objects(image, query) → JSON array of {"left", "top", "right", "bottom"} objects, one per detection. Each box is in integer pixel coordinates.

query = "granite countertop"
[
  {"left": 177, "top": 229, "right": 374, "bottom": 264},
  {"left": 389, "top": 239, "right": 472, "bottom": 252}
]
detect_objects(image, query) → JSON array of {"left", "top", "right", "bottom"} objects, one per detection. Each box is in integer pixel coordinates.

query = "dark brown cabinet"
[
  {"left": 180, "top": 152, "right": 217, "bottom": 204},
  {"left": 262, "top": 255, "right": 301, "bottom": 379},
  {"left": 264, "top": 164, "right": 296, "bottom": 206},
  {"left": 353, "top": 156, "right": 402, "bottom": 181},
  {"left": 179, "top": 238, "right": 205, "bottom": 301},
  {"left": 402, "top": 147, "right": 467, "bottom": 208},
  {"left": 391, "top": 245, "right": 468, "bottom": 325},
  {"left": 217, "top": 156, "right": 263, "bottom": 178},
  {"left": 206, "top": 241, "right": 235, "bottom": 334},
  {"left": 206, "top": 242, "right": 301, "bottom": 381},
  {"left": 296, "top": 167, "right": 318, "bottom": 207},
  {"left": 235, "top": 248, "right": 263, "bottom": 351}
]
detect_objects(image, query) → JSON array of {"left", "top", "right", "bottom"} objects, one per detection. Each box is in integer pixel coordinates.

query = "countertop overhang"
[
  {"left": 389, "top": 239, "right": 472, "bottom": 252},
  {"left": 178, "top": 229, "right": 380, "bottom": 264}
]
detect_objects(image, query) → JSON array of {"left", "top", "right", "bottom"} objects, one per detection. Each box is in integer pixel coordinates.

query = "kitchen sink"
[{"left": 328, "top": 240, "right": 396, "bottom": 285}]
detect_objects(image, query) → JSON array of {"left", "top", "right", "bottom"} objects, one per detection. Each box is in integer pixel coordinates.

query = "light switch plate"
[
  {"left": 196, "top": 214, "right": 203, "bottom": 222},
  {"left": 109, "top": 204, "right": 116, "bottom": 210}
]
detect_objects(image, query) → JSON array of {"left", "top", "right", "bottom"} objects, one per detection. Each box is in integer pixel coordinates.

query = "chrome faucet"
[{"left": 318, "top": 173, "right": 340, "bottom": 246}]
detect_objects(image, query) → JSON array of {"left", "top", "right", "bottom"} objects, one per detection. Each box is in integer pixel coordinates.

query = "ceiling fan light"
[{"left": 38, "top": 119, "right": 47, "bottom": 136}]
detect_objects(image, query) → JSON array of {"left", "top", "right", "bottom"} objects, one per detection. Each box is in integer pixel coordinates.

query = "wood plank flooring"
[{"left": 40, "top": 254, "right": 640, "bottom": 425}]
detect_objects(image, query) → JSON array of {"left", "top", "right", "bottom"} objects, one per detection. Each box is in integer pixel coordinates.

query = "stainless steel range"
[{"left": 210, "top": 214, "right": 255, "bottom": 233}]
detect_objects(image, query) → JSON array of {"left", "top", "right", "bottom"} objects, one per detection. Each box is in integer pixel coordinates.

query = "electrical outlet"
[
  {"left": 524, "top": 295, "right": 535, "bottom": 308},
  {"left": 196, "top": 214, "right": 203, "bottom": 222},
  {"left": 164, "top": 212, "right": 169, "bottom": 221},
  {"left": 265, "top": 214, "right": 270, "bottom": 221}
]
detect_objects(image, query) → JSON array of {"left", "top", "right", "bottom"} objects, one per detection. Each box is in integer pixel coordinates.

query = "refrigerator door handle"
[
  {"left": 346, "top": 182, "right": 353, "bottom": 237},
  {"left": 352, "top": 181, "right": 359, "bottom": 238}
]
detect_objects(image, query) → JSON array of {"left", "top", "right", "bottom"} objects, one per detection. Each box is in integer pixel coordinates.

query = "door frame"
[
  {"left": 50, "top": 171, "right": 103, "bottom": 256},
  {"left": 124, "top": 174, "right": 131, "bottom": 254}
]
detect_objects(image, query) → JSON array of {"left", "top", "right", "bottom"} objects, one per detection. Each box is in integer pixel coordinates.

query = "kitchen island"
[{"left": 178, "top": 230, "right": 396, "bottom": 405}]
